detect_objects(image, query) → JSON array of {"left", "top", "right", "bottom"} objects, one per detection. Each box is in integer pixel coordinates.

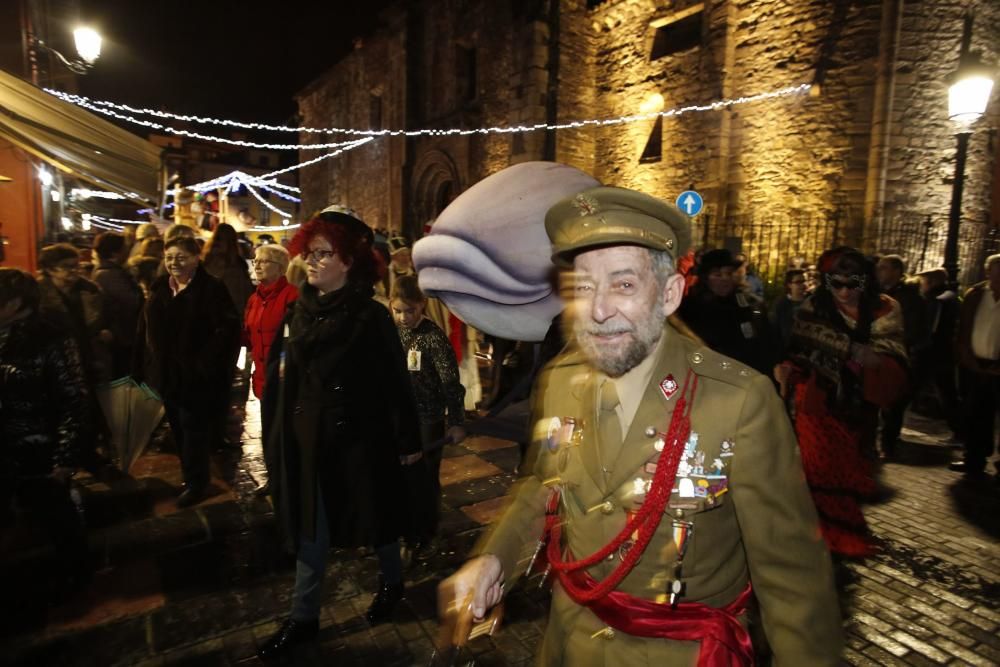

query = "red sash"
[{"left": 562, "top": 568, "right": 754, "bottom": 667}]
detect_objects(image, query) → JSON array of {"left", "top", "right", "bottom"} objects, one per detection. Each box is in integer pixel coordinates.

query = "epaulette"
[{"left": 682, "top": 340, "right": 760, "bottom": 389}]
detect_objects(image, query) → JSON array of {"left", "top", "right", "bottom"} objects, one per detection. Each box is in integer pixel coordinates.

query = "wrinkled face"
[
  {"left": 163, "top": 247, "right": 198, "bottom": 282},
  {"left": 876, "top": 260, "right": 901, "bottom": 290},
  {"left": 47, "top": 258, "right": 81, "bottom": 289},
  {"left": 570, "top": 246, "right": 682, "bottom": 378},
  {"left": 304, "top": 236, "right": 350, "bottom": 294},
  {"left": 253, "top": 250, "right": 284, "bottom": 284},
  {"left": 391, "top": 298, "right": 424, "bottom": 330},
  {"left": 706, "top": 267, "right": 736, "bottom": 297},
  {"left": 826, "top": 273, "right": 864, "bottom": 308}
]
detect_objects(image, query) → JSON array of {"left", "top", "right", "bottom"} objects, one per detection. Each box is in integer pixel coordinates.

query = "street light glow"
[
  {"left": 73, "top": 27, "right": 102, "bottom": 65},
  {"left": 948, "top": 74, "right": 994, "bottom": 123}
]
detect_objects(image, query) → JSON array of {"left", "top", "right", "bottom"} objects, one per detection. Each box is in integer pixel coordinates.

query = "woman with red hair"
[
  {"left": 258, "top": 206, "right": 423, "bottom": 659},
  {"left": 776, "top": 247, "right": 908, "bottom": 559}
]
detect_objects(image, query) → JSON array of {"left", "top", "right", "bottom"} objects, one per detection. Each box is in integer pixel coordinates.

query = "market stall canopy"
[{"left": 0, "top": 68, "right": 162, "bottom": 203}]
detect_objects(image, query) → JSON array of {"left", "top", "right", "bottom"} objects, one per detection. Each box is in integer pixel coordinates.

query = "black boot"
[
  {"left": 365, "top": 580, "right": 404, "bottom": 625},
  {"left": 257, "top": 617, "right": 319, "bottom": 660}
]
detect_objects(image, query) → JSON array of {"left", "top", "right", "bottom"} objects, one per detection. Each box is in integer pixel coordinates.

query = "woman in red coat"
[{"left": 243, "top": 243, "right": 298, "bottom": 493}]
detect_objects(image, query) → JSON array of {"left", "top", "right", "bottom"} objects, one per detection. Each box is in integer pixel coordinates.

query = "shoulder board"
[{"left": 685, "top": 343, "right": 760, "bottom": 387}]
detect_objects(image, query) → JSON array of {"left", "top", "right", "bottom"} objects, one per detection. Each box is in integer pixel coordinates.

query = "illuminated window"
[
  {"left": 650, "top": 8, "right": 703, "bottom": 60},
  {"left": 640, "top": 116, "right": 663, "bottom": 163}
]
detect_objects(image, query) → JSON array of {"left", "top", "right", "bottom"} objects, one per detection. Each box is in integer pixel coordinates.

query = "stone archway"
[{"left": 409, "top": 148, "right": 461, "bottom": 239}]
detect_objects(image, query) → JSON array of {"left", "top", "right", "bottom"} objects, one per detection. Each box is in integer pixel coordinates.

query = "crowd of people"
[{"left": 2, "top": 184, "right": 998, "bottom": 663}]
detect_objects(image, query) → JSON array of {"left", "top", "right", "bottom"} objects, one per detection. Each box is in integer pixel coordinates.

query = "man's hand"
[{"left": 439, "top": 554, "right": 504, "bottom": 622}]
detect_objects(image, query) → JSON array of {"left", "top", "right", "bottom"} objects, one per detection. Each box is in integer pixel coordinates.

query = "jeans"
[{"left": 290, "top": 489, "right": 403, "bottom": 621}]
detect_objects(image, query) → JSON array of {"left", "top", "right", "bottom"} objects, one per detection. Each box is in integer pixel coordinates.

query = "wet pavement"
[{"left": 1, "top": 399, "right": 998, "bottom": 666}]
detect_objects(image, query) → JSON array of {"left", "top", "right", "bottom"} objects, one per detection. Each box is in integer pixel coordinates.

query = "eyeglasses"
[
  {"left": 303, "top": 249, "right": 336, "bottom": 264},
  {"left": 164, "top": 254, "right": 193, "bottom": 264},
  {"left": 825, "top": 274, "right": 866, "bottom": 291},
  {"left": 252, "top": 258, "right": 278, "bottom": 267}
]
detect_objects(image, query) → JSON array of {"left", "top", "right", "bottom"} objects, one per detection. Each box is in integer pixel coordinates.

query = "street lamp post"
[
  {"left": 26, "top": 22, "right": 102, "bottom": 84},
  {"left": 943, "top": 13, "right": 994, "bottom": 289}
]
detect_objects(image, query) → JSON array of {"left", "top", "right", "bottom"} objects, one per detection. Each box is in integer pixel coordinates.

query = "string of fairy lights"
[
  {"left": 50, "top": 83, "right": 812, "bottom": 231},
  {"left": 48, "top": 84, "right": 812, "bottom": 145}
]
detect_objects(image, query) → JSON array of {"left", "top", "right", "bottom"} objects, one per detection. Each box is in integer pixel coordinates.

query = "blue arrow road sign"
[{"left": 676, "top": 190, "right": 704, "bottom": 217}]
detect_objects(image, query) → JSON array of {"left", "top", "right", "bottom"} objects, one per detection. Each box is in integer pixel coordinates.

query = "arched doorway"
[{"left": 409, "top": 149, "right": 461, "bottom": 239}]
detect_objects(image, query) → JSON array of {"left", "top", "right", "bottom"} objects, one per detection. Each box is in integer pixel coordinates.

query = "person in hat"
[
  {"left": 386, "top": 235, "right": 415, "bottom": 293},
  {"left": 439, "top": 186, "right": 843, "bottom": 665},
  {"left": 776, "top": 247, "right": 908, "bottom": 557},
  {"left": 677, "top": 247, "right": 775, "bottom": 376},
  {"left": 257, "top": 206, "right": 424, "bottom": 659}
]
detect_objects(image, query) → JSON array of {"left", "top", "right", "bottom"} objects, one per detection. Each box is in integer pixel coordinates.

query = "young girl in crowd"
[{"left": 390, "top": 275, "right": 466, "bottom": 555}]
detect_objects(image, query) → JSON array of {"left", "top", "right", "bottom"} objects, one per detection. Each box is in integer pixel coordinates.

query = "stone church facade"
[{"left": 296, "top": 0, "right": 999, "bottom": 283}]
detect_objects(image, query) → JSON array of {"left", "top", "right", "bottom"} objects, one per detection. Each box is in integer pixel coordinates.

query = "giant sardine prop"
[{"left": 413, "top": 162, "right": 598, "bottom": 341}]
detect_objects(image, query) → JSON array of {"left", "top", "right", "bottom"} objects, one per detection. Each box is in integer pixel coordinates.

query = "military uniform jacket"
[{"left": 479, "top": 323, "right": 843, "bottom": 666}]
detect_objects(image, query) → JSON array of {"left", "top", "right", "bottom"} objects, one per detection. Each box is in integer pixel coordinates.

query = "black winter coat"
[
  {"left": 262, "top": 281, "right": 422, "bottom": 552},
  {"left": 133, "top": 265, "right": 240, "bottom": 413},
  {"left": 678, "top": 285, "right": 776, "bottom": 376},
  {"left": 0, "top": 314, "right": 91, "bottom": 479}
]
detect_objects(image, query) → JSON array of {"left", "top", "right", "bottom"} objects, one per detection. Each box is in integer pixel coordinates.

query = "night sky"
[{"left": 77, "top": 0, "right": 396, "bottom": 125}]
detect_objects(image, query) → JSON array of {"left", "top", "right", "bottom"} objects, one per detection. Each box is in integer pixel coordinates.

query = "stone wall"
[
  {"left": 295, "top": 0, "right": 998, "bottom": 278},
  {"left": 886, "top": 1, "right": 1000, "bottom": 256}
]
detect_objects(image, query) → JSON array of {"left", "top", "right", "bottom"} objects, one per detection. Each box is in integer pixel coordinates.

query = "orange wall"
[{"left": 0, "top": 139, "right": 42, "bottom": 272}]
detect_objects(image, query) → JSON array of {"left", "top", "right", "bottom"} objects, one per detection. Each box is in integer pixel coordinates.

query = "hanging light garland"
[
  {"left": 48, "top": 84, "right": 812, "bottom": 141},
  {"left": 45, "top": 89, "right": 379, "bottom": 150}
]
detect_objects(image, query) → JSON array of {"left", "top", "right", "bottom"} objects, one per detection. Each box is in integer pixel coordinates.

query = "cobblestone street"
[{"left": 2, "top": 401, "right": 997, "bottom": 666}]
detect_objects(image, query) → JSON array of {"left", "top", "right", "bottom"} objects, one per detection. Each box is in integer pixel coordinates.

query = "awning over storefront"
[{"left": 0, "top": 68, "right": 162, "bottom": 203}]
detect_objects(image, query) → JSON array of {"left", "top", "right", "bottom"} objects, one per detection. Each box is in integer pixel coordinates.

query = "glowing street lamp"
[
  {"left": 943, "top": 14, "right": 994, "bottom": 288},
  {"left": 31, "top": 25, "right": 102, "bottom": 80},
  {"left": 72, "top": 27, "right": 103, "bottom": 66}
]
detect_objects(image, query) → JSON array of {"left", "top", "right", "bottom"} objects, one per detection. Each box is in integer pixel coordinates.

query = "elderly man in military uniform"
[{"left": 439, "top": 186, "right": 843, "bottom": 665}]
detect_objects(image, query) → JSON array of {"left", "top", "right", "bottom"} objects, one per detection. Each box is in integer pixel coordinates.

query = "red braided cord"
[{"left": 546, "top": 371, "right": 698, "bottom": 602}]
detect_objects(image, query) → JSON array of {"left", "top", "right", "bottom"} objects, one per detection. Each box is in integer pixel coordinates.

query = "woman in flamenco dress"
[{"left": 775, "top": 247, "right": 908, "bottom": 558}]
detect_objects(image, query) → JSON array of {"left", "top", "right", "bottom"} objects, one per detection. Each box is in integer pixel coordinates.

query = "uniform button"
[
  {"left": 330, "top": 385, "right": 343, "bottom": 392},
  {"left": 739, "top": 369, "right": 750, "bottom": 376},
  {"left": 600, "top": 500, "right": 615, "bottom": 515},
  {"left": 720, "top": 361, "right": 731, "bottom": 370},
  {"left": 691, "top": 353, "right": 703, "bottom": 364},
  {"left": 293, "top": 406, "right": 303, "bottom": 415},
  {"left": 644, "top": 426, "right": 657, "bottom": 438},
  {"left": 336, "top": 420, "right": 347, "bottom": 427}
]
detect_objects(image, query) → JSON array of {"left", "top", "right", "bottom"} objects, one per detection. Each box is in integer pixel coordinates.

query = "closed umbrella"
[{"left": 96, "top": 377, "right": 164, "bottom": 472}]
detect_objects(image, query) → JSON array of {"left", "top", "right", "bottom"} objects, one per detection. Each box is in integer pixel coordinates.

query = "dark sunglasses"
[{"left": 825, "top": 274, "right": 866, "bottom": 291}]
